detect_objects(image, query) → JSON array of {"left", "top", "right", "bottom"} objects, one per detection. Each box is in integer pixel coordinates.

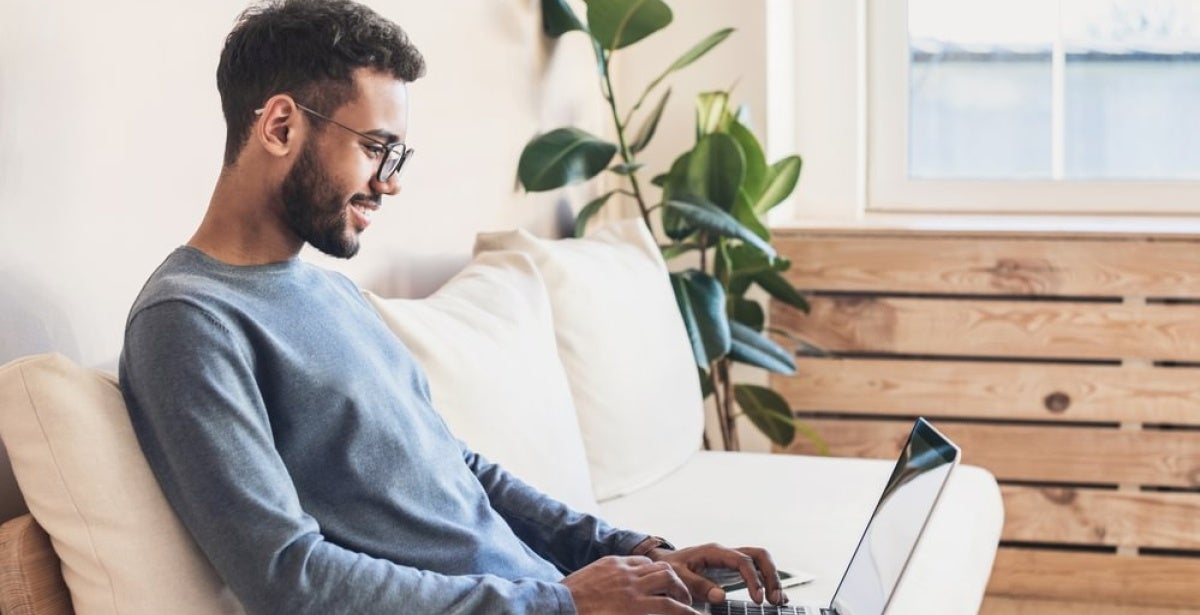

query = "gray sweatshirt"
[{"left": 119, "top": 247, "right": 648, "bottom": 614}]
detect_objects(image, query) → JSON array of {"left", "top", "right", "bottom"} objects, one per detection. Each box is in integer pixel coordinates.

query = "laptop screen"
[{"left": 828, "top": 418, "right": 960, "bottom": 615}]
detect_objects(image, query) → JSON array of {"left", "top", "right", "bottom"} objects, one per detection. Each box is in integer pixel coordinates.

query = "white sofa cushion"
[
  {"left": 0, "top": 354, "right": 243, "bottom": 615},
  {"left": 364, "top": 251, "right": 599, "bottom": 514},
  {"left": 475, "top": 220, "right": 705, "bottom": 501}
]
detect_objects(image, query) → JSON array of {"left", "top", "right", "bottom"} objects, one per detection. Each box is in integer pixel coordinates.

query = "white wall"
[
  {"left": 0, "top": 0, "right": 604, "bottom": 368},
  {"left": 609, "top": 1, "right": 769, "bottom": 218}
]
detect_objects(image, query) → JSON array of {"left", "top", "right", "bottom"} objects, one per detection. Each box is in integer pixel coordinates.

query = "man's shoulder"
[
  {"left": 130, "top": 247, "right": 235, "bottom": 314},
  {"left": 128, "top": 247, "right": 362, "bottom": 324}
]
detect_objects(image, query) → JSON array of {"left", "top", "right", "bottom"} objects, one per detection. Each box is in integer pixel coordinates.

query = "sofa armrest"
[{"left": 0, "top": 514, "right": 72, "bottom": 615}]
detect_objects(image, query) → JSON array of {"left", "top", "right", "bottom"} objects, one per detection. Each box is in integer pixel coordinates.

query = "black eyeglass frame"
[{"left": 254, "top": 102, "right": 413, "bottom": 182}]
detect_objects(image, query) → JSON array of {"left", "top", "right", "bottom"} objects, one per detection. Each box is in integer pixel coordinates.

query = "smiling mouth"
[{"left": 349, "top": 198, "right": 379, "bottom": 228}]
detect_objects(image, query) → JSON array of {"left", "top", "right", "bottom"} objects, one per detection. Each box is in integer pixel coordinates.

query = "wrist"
[{"left": 630, "top": 536, "right": 675, "bottom": 559}]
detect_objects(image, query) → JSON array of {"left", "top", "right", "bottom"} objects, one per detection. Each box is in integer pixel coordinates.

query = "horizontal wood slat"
[
  {"left": 775, "top": 231, "right": 1200, "bottom": 297},
  {"left": 1000, "top": 485, "right": 1200, "bottom": 550},
  {"left": 782, "top": 419, "right": 1200, "bottom": 488},
  {"left": 773, "top": 297, "right": 1200, "bottom": 362},
  {"left": 981, "top": 595, "right": 1200, "bottom": 615},
  {"left": 773, "top": 358, "right": 1200, "bottom": 425},
  {"left": 989, "top": 548, "right": 1200, "bottom": 608}
]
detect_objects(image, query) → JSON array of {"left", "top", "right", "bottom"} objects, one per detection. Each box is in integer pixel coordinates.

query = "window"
[
  {"left": 872, "top": 0, "right": 1200, "bottom": 214},
  {"left": 909, "top": 0, "right": 1200, "bottom": 182},
  {"left": 768, "top": 0, "right": 1200, "bottom": 223}
]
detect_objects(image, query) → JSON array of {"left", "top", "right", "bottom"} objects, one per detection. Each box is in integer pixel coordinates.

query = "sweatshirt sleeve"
[
  {"left": 462, "top": 447, "right": 650, "bottom": 573},
  {"left": 120, "top": 300, "right": 575, "bottom": 615}
]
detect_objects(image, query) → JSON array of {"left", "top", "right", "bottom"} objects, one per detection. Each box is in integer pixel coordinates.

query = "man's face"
[{"left": 280, "top": 71, "right": 409, "bottom": 259}]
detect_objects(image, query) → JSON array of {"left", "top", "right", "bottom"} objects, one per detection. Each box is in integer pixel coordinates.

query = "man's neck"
[{"left": 189, "top": 167, "right": 303, "bottom": 266}]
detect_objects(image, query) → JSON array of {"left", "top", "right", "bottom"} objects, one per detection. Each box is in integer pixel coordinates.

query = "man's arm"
[
  {"left": 463, "top": 449, "right": 648, "bottom": 571},
  {"left": 463, "top": 449, "right": 787, "bottom": 609},
  {"left": 121, "top": 300, "right": 573, "bottom": 615}
]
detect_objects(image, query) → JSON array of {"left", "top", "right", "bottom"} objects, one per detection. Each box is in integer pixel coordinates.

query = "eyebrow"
[{"left": 364, "top": 129, "right": 401, "bottom": 144}]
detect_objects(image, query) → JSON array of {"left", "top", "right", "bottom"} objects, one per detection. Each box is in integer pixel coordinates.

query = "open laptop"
[{"left": 702, "top": 417, "right": 961, "bottom": 615}]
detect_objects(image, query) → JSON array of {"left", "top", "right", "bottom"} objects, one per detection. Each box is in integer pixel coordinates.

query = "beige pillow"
[
  {"left": 365, "top": 251, "right": 599, "bottom": 514},
  {"left": 475, "top": 220, "right": 704, "bottom": 501},
  {"left": 0, "top": 354, "right": 243, "bottom": 614}
]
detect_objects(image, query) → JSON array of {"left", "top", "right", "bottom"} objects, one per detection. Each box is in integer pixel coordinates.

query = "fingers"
[
  {"left": 563, "top": 556, "right": 700, "bottom": 615},
  {"left": 728, "top": 550, "right": 766, "bottom": 604},
  {"left": 737, "top": 546, "right": 786, "bottom": 605},
  {"left": 633, "top": 560, "right": 691, "bottom": 605},
  {"left": 675, "top": 566, "right": 725, "bottom": 604},
  {"left": 670, "top": 543, "right": 787, "bottom": 606}
]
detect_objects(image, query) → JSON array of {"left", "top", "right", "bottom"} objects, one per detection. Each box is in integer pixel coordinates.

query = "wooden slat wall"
[{"left": 769, "top": 229, "right": 1200, "bottom": 611}]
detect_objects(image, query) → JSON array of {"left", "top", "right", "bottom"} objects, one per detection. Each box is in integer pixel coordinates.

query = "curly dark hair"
[{"left": 216, "top": 0, "right": 426, "bottom": 166}]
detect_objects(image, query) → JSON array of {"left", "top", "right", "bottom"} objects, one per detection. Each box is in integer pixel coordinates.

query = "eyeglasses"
[{"left": 254, "top": 103, "right": 413, "bottom": 182}]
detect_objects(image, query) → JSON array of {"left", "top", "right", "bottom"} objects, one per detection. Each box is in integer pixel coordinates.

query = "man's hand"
[
  {"left": 647, "top": 543, "right": 786, "bottom": 606},
  {"left": 562, "top": 555, "right": 702, "bottom": 615}
]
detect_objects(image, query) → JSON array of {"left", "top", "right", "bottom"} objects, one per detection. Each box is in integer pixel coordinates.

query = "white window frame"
[{"left": 766, "top": 0, "right": 1200, "bottom": 228}]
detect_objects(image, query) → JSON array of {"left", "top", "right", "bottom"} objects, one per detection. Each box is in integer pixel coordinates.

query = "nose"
[{"left": 371, "top": 173, "right": 401, "bottom": 197}]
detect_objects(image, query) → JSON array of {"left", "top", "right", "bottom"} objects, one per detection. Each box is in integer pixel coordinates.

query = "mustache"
[{"left": 350, "top": 194, "right": 381, "bottom": 207}]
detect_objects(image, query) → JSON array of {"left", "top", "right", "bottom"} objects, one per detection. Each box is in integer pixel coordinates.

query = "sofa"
[{"left": 0, "top": 219, "right": 1004, "bottom": 614}]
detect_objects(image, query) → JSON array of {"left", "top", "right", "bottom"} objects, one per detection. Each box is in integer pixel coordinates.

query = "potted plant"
[{"left": 518, "top": 0, "right": 819, "bottom": 451}]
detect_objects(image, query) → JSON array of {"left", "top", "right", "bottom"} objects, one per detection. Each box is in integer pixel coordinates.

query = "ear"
[{"left": 254, "top": 95, "right": 305, "bottom": 158}]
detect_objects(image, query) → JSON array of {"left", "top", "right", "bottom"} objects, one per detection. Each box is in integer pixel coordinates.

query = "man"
[{"left": 119, "top": 1, "right": 787, "bottom": 613}]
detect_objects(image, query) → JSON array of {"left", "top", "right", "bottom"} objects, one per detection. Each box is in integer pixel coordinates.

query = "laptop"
[{"left": 702, "top": 417, "right": 961, "bottom": 615}]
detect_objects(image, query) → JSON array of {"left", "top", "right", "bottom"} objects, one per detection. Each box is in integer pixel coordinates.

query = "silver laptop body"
[{"left": 702, "top": 417, "right": 961, "bottom": 615}]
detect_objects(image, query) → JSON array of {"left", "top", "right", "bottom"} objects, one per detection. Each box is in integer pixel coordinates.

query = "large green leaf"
[
  {"left": 734, "top": 384, "right": 796, "bottom": 446},
  {"left": 541, "top": 0, "right": 584, "bottom": 37},
  {"left": 753, "top": 156, "right": 803, "bottom": 214},
  {"left": 767, "top": 327, "right": 828, "bottom": 358},
  {"left": 731, "top": 297, "right": 765, "bottom": 331},
  {"left": 632, "top": 28, "right": 734, "bottom": 113},
  {"left": 574, "top": 190, "right": 616, "bottom": 238},
  {"left": 725, "top": 243, "right": 773, "bottom": 278},
  {"left": 695, "top": 91, "right": 730, "bottom": 137},
  {"left": 665, "top": 28, "right": 734, "bottom": 76},
  {"left": 664, "top": 199, "right": 775, "bottom": 260},
  {"left": 729, "top": 321, "right": 796, "bottom": 374},
  {"left": 660, "top": 153, "right": 696, "bottom": 241},
  {"left": 732, "top": 190, "right": 769, "bottom": 242},
  {"left": 585, "top": 0, "right": 672, "bottom": 51},
  {"left": 686, "top": 133, "right": 744, "bottom": 211},
  {"left": 754, "top": 269, "right": 810, "bottom": 313},
  {"left": 670, "top": 270, "right": 731, "bottom": 366},
  {"left": 518, "top": 128, "right": 618, "bottom": 192},
  {"left": 728, "top": 118, "right": 767, "bottom": 200},
  {"left": 630, "top": 88, "right": 671, "bottom": 154}
]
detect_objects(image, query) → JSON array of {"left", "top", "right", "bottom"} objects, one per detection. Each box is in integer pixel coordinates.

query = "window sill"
[{"left": 771, "top": 212, "right": 1200, "bottom": 238}]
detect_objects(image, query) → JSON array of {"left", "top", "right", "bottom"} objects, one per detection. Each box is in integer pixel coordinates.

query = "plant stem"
[
  {"left": 600, "top": 55, "right": 653, "bottom": 231},
  {"left": 708, "top": 365, "right": 731, "bottom": 450},
  {"left": 718, "top": 358, "right": 739, "bottom": 450}
]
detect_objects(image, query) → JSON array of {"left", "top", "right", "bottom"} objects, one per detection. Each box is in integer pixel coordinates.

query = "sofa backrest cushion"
[
  {"left": 475, "top": 219, "right": 705, "bottom": 501},
  {"left": 0, "top": 354, "right": 244, "bottom": 614},
  {"left": 364, "top": 251, "right": 599, "bottom": 514}
]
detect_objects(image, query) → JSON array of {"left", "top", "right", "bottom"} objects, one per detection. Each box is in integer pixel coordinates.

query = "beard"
[{"left": 280, "top": 142, "right": 363, "bottom": 259}]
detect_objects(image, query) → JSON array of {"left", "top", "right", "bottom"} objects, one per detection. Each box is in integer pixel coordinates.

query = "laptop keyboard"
[{"left": 708, "top": 602, "right": 810, "bottom": 615}]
